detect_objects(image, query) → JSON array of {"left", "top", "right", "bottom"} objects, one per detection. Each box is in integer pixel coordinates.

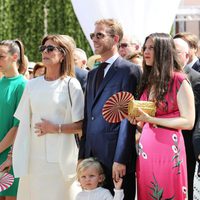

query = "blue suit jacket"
[
  {"left": 192, "top": 58, "right": 200, "bottom": 73},
  {"left": 79, "top": 57, "right": 141, "bottom": 172},
  {"left": 75, "top": 66, "right": 88, "bottom": 92}
]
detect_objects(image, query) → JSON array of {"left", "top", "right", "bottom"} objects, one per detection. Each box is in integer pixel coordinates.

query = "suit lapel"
[
  {"left": 92, "top": 61, "right": 118, "bottom": 108},
  {"left": 91, "top": 69, "right": 99, "bottom": 99}
]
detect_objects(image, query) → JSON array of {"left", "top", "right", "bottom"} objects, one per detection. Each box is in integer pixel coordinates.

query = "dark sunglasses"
[
  {"left": 90, "top": 32, "right": 105, "bottom": 40},
  {"left": 39, "top": 45, "right": 62, "bottom": 53},
  {"left": 118, "top": 43, "right": 129, "bottom": 48},
  {"left": 90, "top": 32, "right": 114, "bottom": 40}
]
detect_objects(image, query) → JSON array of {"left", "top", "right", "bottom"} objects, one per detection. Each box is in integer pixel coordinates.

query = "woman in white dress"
[{"left": 12, "top": 34, "right": 84, "bottom": 200}]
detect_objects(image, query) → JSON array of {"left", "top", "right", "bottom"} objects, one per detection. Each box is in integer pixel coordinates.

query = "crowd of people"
[{"left": 0, "top": 18, "right": 200, "bottom": 200}]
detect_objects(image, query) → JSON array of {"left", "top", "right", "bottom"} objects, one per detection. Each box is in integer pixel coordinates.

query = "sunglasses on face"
[
  {"left": 90, "top": 32, "right": 105, "bottom": 40},
  {"left": 118, "top": 43, "right": 130, "bottom": 48},
  {"left": 39, "top": 45, "right": 62, "bottom": 53},
  {"left": 90, "top": 32, "right": 114, "bottom": 40}
]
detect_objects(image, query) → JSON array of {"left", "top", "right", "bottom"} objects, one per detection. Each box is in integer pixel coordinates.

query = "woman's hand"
[
  {"left": 126, "top": 114, "right": 137, "bottom": 125},
  {"left": 126, "top": 108, "right": 151, "bottom": 124},
  {"left": 135, "top": 108, "right": 151, "bottom": 123},
  {"left": 0, "top": 157, "right": 12, "bottom": 172},
  {"left": 35, "top": 119, "right": 57, "bottom": 136}
]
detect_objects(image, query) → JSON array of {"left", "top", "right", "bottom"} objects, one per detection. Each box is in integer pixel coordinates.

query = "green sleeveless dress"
[{"left": 0, "top": 75, "right": 26, "bottom": 196}]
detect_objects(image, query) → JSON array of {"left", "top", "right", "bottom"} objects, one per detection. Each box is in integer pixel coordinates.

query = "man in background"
[
  {"left": 174, "top": 32, "right": 200, "bottom": 72},
  {"left": 118, "top": 34, "right": 141, "bottom": 59},
  {"left": 174, "top": 37, "right": 200, "bottom": 200},
  {"left": 74, "top": 48, "right": 89, "bottom": 70}
]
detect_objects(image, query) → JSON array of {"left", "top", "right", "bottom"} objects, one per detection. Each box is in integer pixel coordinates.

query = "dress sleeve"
[
  {"left": 13, "top": 80, "right": 27, "bottom": 126},
  {"left": 14, "top": 83, "right": 31, "bottom": 121},
  {"left": 173, "top": 72, "right": 188, "bottom": 94},
  {"left": 13, "top": 83, "right": 32, "bottom": 177},
  {"left": 68, "top": 78, "right": 84, "bottom": 122},
  {"left": 113, "top": 189, "right": 124, "bottom": 200}
]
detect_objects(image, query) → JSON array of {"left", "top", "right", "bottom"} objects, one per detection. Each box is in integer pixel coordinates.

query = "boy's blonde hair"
[{"left": 77, "top": 157, "right": 105, "bottom": 186}]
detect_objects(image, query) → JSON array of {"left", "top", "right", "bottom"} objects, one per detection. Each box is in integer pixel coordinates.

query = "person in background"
[
  {"left": 27, "top": 61, "right": 36, "bottom": 79},
  {"left": 76, "top": 157, "right": 124, "bottom": 200},
  {"left": 62, "top": 35, "right": 88, "bottom": 92},
  {"left": 197, "top": 40, "right": 200, "bottom": 58},
  {"left": 128, "top": 33, "right": 195, "bottom": 199},
  {"left": 23, "top": 55, "right": 32, "bottom": 80},
  {"left": 118, "top": 34, "right": 141, "bottom": 59},
  {"left": 79, "top": 18, "right": 141, "bottom": 200},
  {"left": 87, "top": 54, "right": 101, "bottom": 69},
  {"left": 11, "top": 34, "right": 84, "bottom": 200},
  {"left": 32, "top": 62, "right": 46, "bottom": 78},
  {"left": 174, "top": 32, "right": 200, "bottom": 73},
  {"left": 174, "top": 37, "right": 200, "bottom": 200},
  {"left": 74, "top": 65, "right": 88, "bottom": 92},
  {"left": 74, "top": 48, "right": 88, "bottom": 70},
  {"left": 0, "top": 72, "right": 3, "bottom": 78},
  {"left": 0, "top": 39, "right": 27, "bottom": 200},
  {"left": 192, "top": 89, "right": 200, "bottom": 200},
  {"left": 126, "top": 52, "right": 143, "bottom": 71}
]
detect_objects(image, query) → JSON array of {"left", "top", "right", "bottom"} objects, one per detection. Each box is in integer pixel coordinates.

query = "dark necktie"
[{"left": 95, "top": 62, "right": 108, "bottom": 94}]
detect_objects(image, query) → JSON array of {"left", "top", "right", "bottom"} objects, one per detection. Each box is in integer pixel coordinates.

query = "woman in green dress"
[{"left": 0, "top": 40, "right": 27, "bottom": 200}]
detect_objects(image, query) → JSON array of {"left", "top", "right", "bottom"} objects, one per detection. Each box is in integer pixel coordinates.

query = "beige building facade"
[{"left": 175, "top": 0, "right": 200, "bottom": 38}]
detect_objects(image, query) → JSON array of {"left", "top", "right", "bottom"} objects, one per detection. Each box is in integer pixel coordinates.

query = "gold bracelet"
[{"left": 58, "top": 124, "right": 62, "bottom": 134}]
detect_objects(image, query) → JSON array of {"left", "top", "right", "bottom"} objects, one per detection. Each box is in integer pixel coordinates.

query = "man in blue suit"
[{"left": 78, "top": 19, "right": 141, "bottom": 200}]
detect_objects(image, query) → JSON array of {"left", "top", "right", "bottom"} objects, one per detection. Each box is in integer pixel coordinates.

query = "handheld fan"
[
  {"left": 0, "top": 172, "right": 14, "bottom": 192},
  {"left": 102, "top": 91, "right": 134, "bottom": 123}
]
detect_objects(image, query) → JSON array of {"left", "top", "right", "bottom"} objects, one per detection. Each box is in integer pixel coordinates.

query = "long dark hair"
[
  {"left": 138, "top": 33, "right": 182, "bottom": 105},
  {"left": 0, "top": 39, "right": 26, "bottom": 74}
]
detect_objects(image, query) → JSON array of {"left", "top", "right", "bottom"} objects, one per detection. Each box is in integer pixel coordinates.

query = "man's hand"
[{"left": 112, "top": 162, "right": 126, "bottom": 182}]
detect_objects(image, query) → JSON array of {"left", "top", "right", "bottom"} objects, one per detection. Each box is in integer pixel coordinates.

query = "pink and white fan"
[
  {"left": 102, "top": 91, "right": 134, "bottom": 123},
  {"left": 0, "top": 173, "right": 14, "bottom": 192}
]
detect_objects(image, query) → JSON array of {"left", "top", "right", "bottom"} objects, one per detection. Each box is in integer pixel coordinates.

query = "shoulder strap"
[
  {"left": 67, "top": 77, "right": 80, "bottom": 148},
  {"left": 68, "top": 77, "right": 72, "bottom": 106}
]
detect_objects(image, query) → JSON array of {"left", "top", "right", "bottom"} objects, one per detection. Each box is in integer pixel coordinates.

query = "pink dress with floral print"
[{"left": 136, "top": 72, "right": 188, "bottom": 200}]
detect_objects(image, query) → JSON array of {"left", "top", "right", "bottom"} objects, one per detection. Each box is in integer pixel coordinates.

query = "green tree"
[{"left": 0, "top": 0, "right": 92, "bottom": 62}]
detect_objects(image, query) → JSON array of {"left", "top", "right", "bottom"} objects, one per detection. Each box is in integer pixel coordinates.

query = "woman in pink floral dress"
[{"left": 129, "top": 33, "right": 195, "bottom": 199}]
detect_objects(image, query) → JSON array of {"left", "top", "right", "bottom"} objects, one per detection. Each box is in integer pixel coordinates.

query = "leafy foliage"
[{"left": 0, "top": 0, "right": 92, "bottom": 62}]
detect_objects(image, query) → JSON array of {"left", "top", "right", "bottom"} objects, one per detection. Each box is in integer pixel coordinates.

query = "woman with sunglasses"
[
  {"left": 12, "top": 34, "right": 84, "bottom": 200},
  {"left": 0, "top": 39, "right": 27, "bottom": 200}
]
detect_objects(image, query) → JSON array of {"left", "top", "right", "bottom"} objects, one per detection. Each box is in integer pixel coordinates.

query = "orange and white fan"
[
  {"left": 102, "top": 91, "right": 156, "bottom": 123},
  {"left": 102, "top": 91, "right": 134, "bottom": 123}
]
